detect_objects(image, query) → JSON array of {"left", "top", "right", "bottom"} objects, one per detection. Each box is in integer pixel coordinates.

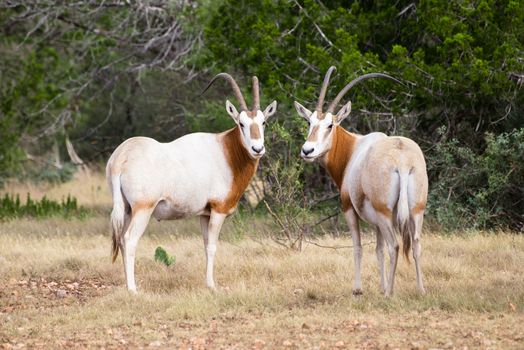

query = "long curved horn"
[
  {"left": 316, "top": 66, "right": 337, "bottom": 112},
  {"left": 327, "top": 73, "right": 403, "bottom": 114},
  {"left": 201, "top": 73, "right": 248, "bottom": 111},
  {"left": 252, "top": 76, "right": 260, "bottom": 110}
]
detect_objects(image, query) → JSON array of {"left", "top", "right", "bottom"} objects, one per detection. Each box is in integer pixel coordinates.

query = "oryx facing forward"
[
  {"left": 294, "top": 67, "right": 428, "bottom": 296},
  {"left": 107, "top": 74, "right": 277, "bottom": 292}
]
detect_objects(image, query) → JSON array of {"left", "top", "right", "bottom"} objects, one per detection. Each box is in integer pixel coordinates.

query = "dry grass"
[
  {"left": 1, "top": 175, "right": 523, "bottom": 348},
  {"left": 0, "top": 215, "right": 523, "bottom": 349}
]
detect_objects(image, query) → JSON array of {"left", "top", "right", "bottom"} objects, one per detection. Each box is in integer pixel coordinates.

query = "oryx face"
[
  {"left": 226, "top": 101, "right": 277, "bottom": 159},
  {"left": 293, "top": 66, "right": 400, "bottom": 163},
  {"left": 203, "top": 73, "right": 277, "bottom": 160},
  {"left": 294, "top": 101, "right": 352, "bottom": 162}
]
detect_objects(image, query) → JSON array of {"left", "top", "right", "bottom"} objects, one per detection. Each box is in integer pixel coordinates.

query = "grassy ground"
[{"left": 1, "top": 174, "right": 523, "bottom": 349}]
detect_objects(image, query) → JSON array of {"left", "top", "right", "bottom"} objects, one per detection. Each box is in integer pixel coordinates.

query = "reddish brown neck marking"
[
  {"left": 211, "top": 126, "right": 259, "bottom": 214},
  {"left": 321, "top": 126, "right": 357, "bottom": 211},
  {"left": 322, "top": 126, "right": 357, "bottom": 189}
]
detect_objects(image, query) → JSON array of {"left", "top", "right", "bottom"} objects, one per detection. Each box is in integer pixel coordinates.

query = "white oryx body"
[
  {"left": 108, "top": 133, "right": 233, "bottom": 222},
  {"left": 107, "top": 74, "right": 276, "bottom": 292},
  {"left": 295, "top": 67, "right": 428, "bottom": 296}
]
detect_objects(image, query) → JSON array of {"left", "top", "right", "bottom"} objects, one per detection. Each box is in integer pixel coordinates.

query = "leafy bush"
[
  {"left": 0, "top": 193, "right": 89, "bottom": 220},
  {"left": 262, "top": 155, "right": 315, "bottom": 250},
  {"left": 154, "top": 246, "right": 176, "bottom": 267},
  {"left": 427, "top": 128, "right": 524, "bottom": 231}
]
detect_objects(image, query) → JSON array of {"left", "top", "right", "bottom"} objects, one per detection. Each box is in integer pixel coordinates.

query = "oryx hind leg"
[
  {"left": 376, "top": 215, "right": 399, "bottom": 297},
  {"left": 412, "top": 212, "right": 426, "bottom": 294}
]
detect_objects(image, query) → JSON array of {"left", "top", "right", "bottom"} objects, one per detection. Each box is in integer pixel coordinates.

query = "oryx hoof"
[{"left": 352, "top": 288, "right": 363, "bottom": 296}]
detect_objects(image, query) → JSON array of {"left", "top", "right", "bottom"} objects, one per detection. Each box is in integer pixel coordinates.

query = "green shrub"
[
  {"left": 154, "top": 246, "right": 176, "bottom": 267},
  {"left": 0, "top": 193, "right": 89, "bottom": 220},
  {"left": 427, "top": 128, "right": 524, "bottom": 231}
]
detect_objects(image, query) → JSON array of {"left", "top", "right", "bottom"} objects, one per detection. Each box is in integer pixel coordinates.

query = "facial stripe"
[
  {"left": 250, "top": 123, "right": 261, "bottom": 139},
  {"left": 307, "top": 125, "right": 320, "bottom": 142},
  {"left": 323, "top": 128, "right": 331, "bottom": 141}
]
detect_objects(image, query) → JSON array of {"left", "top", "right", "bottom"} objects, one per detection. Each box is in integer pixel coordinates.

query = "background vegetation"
[{"left": 1, "top": 0, "right": 523, "bottom": 231}]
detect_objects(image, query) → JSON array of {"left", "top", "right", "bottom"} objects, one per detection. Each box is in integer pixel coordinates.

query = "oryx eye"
[
  {"left": 262, "top": 121, "right": 266, "bottom": 126},
  {"left": 328, "top": 124, "right": 333, "bottom": 129},
  {"left": 307, "top": 121, "right": 310, "bottom": 126},
  {"left": 239, "top": 122, "right": 244, "bottom": 128}
]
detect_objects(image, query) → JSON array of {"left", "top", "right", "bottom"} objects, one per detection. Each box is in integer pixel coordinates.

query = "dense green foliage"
[
  {"left": 203, "top": 0, "right": 523, "bottom": 135},
  {"left": 0, "top": 1, "right": 522, "bottom": 230},
  {"left": 428, "top": 128, "right": 524, "bottom": 230},
  {"left": 0, "top": 194, "right": 88, "bottom": 220}
]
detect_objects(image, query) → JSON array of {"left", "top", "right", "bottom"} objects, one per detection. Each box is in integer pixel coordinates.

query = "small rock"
[
  {"left": 191, "top": 338, "right": 206, "bottom": 346},
  {"left": 148, "top": 340, "right": 162, "bottom": 347},
  {"left": 508, "top": 302, "right": 517, "bottom": 312},
  {"left": 482, "top": 339, "right": 493, "bottom": 346},
  {"left": 302, "top": 323, "right": 310, "bottom": 330},
  {"left": 335, "top": 340, "right": 345, "bottom": 348},
  {"left": 283, "top": 340, "right": 293, "bottom": 347},
  {"left": 56, "top": 289, "right": 67, "bottom": 298},
  {"left": 253, "top": 339, "right": 266, "bottom": 349}
]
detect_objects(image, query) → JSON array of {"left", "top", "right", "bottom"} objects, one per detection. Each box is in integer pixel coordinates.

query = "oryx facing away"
[
  {"left": 294, "top": 67, "right": 428, "bottom": 296},
  {"left": 107, "top": 74, "right": 277, "bottom": 292}
]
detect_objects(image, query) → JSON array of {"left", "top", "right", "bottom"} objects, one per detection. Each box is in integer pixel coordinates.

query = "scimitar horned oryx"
[
  {"left": 294, "top": 66, "right": 428, "bottom": 296},
  {"left": 107, "top": 73, "right": 277, "bottom": 292}
]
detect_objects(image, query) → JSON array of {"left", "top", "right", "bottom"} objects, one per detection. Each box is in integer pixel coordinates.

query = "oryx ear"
[
  {"left": 335, "top": 101, "right": 351, "bottom": 124},
  {"left": 294, "top": 101, "right": 313, "bottom": 120},
  {"left": 263, "top": 100, "right": 277, "bottom": 119},
  {"left": 225, "top": 100, "right": 239, "bottom": 122}
]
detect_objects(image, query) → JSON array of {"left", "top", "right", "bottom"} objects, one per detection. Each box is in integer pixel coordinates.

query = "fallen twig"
[{"left": 304, "top": 239, "right": 376, "bottom": 250}]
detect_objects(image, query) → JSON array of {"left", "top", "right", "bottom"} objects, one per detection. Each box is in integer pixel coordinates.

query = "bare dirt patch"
[{"left": 1, "top": 277, "right": 114, "bottom": 314}]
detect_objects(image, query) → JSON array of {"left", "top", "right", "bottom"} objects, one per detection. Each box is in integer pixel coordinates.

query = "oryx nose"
[
  {"left": 252, "top": 145, "right": 264, "bottom": 154},
  {"left": 302, "top": 147, "right": 314, "bottom": 156}
]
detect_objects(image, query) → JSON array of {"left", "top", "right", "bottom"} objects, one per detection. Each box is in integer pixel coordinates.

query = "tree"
[{"left": 0, "top": 0, "right": 200, "bottom": 179}]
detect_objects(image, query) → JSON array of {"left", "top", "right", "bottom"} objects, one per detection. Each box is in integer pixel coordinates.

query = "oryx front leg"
[
  {"left": 375, "top": 228, "right": 387, "bottom": 294},
  {"left": 344, "top": 208, "right": 362, "bottom": 295},
  {"left": 122, "top": 207, "right": 154, "bottom": 293},
  {"left": 202, "top": 212, "right": 226, "bottom": 290}
]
